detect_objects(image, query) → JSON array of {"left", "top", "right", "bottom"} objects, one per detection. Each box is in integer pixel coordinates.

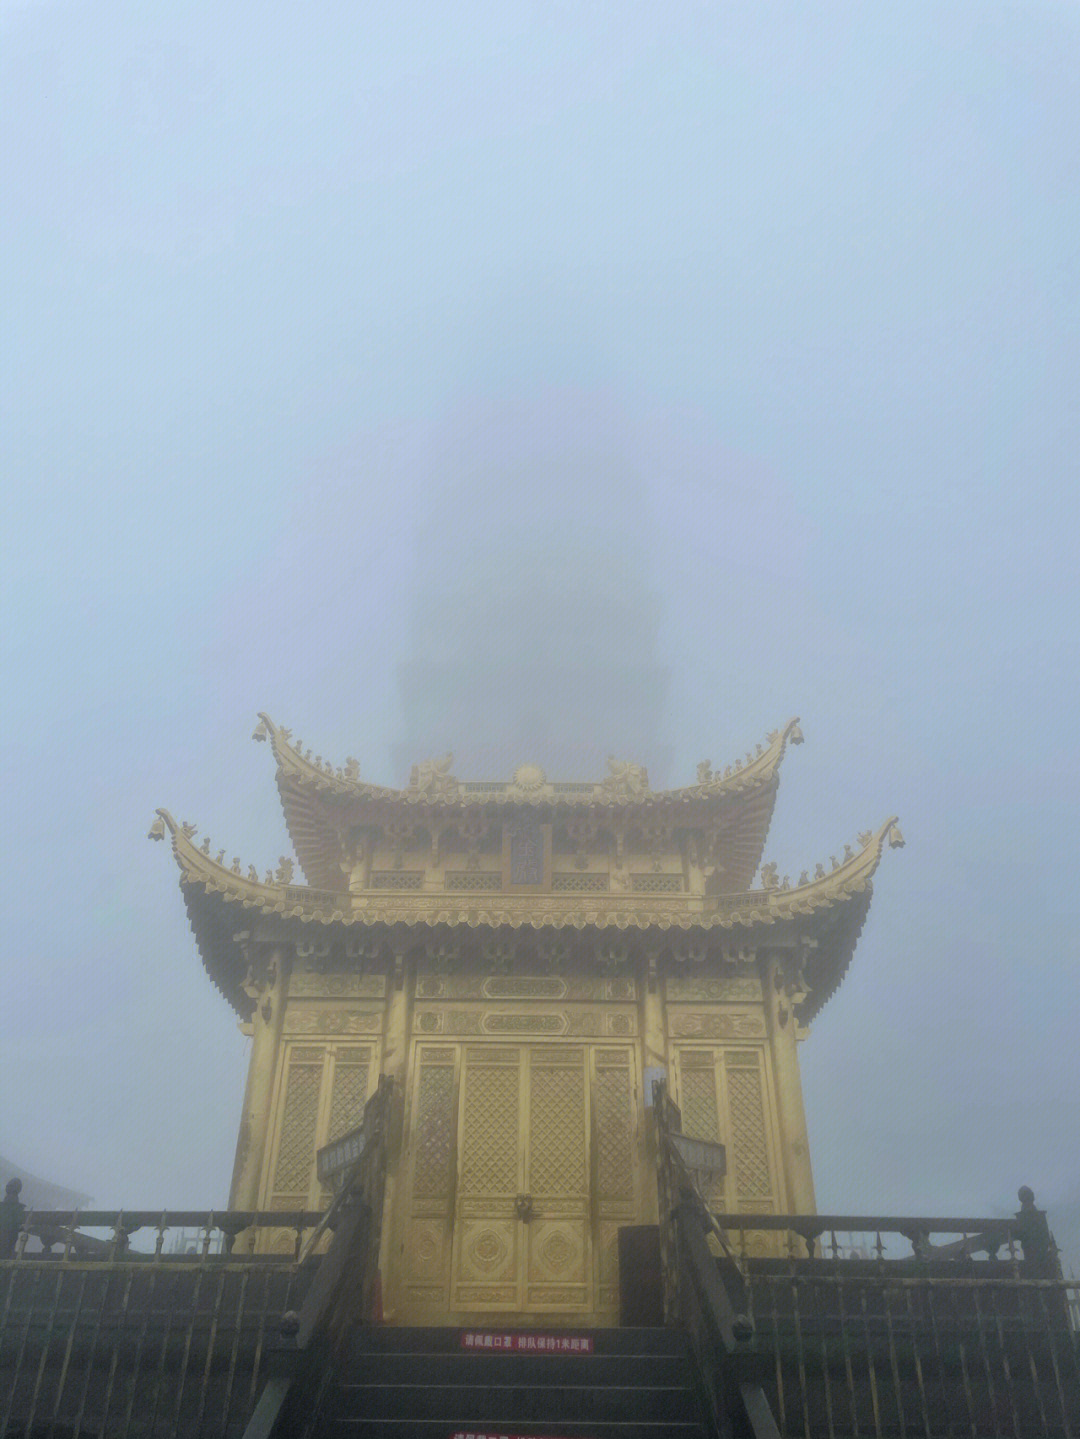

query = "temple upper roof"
[{"left": 255, "top": 713, "right": 804, "bottom": 892}]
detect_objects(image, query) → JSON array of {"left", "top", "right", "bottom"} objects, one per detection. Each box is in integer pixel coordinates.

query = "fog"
[{"left": 2, "top": 2, "right": 1077, "bottom": 1264}]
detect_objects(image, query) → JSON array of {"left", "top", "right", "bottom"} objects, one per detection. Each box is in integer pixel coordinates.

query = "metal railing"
[
  {"left": 654, "top": 1085, "right": 1080, "bottom": 1437},
  {"left": 8, "top": 1210, "right": 326, "bottom": 1263},
  {"left": 0, "top": 1079, "right": 393, "bottom": 1439},
  {"left": 240, "top": 1073, "right": 394, "bottom": 1439},
  {"left": 715, "top": 1217, "right": 1079, "bottom": 1438},
  {"left": 0, "top": 1228, "right": 315, "bottom": 1438},
  {"left": 655, "top": 1079, "right": 782, "bottom": 1438}
]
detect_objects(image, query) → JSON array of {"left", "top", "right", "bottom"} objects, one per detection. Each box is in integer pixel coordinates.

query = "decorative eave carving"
[
  {"left": 149, "top": 807, "right": 348, "bottom": 916},
  {"left": 687, "top": 716, "right": 804, "bottom": 796},
  {"left": 253, "top": 714, "right": 402, "bottom": 802},
  {"left": 149, "top": 805, "right": 901, "bottom": 935},
  {"left": 747, "top": 816, "right": 904, "bottom": 919},
  {"left": 151, "top": 806, "right": 901, "bottom": 1025}
]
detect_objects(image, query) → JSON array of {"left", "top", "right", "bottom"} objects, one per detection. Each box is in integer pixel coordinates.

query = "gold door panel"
[
  {"left": 523, "top": 1048, "right": 589, "bottom": 1311},
  {"left": 258, "top": 1041, "right": 378, "bottom": 1254},
  {"left": 452, "top": 1046, "right": 522, "bottom": 1310},
  {"left": 400, "top": 1037, "right": 640, "bottom": 1323}
]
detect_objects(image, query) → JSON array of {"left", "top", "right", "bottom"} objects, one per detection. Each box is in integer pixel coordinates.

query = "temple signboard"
[{"left": 502, "top": 813, "right": 552, "bottom": 890}]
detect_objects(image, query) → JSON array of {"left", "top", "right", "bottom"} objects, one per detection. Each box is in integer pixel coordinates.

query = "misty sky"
[{"left": 2, "top": 2, "right": 1078, "bottom": 1253}]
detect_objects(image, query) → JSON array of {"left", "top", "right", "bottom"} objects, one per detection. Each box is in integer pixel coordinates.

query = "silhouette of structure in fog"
[{"left": 393, "top": 393, "right": 672, "bottom": 783}]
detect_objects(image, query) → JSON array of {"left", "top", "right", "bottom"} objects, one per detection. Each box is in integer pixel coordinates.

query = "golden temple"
[{"left": 151, "top": 714, "right": 902, "bottom": 1326}]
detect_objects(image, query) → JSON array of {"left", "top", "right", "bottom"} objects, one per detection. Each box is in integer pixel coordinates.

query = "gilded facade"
[{"left": 152, "top": 715, "right": 901, "bottom": 1325}]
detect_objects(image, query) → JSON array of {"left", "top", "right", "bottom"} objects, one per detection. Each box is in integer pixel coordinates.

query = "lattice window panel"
[
  {"left": 446, "top": 871, "right": 502, "bottom": 891},
  {"left": 678, "top": 1052, "right": 725, "bottom": 1208},
  {"left": 273, "top": 1049, "right": 323, "bottom": 1196},
  {"left": 552, "top": 872, "right": 609, "bottom": 892},
  {"left": 594, "top": 1062, "right": 634, "bottom": 1200},
  {"left": 529, "top": 1060, "right": 586, "bottom": 1197},
  {"left": 460, "top": 1062, "right": 519, "bottom": 1193},
  {"left": 630, "top": 873, "right": 682, "bottom": 893},
  {"left": 328, "top": 1048, "right": 371, "bottom": 1142},
  {"left": 371, "top": 871, "right": 424, "bottom": 889},
  {"left": 725, "top": 1052, "right": 773, "bottom": 1200},
  {"left": 412, "top": 1059, "right": 457, "bottom": 1202},
  {"left": 680, "top": 1062, "right": 720, "bottom": 1143}
]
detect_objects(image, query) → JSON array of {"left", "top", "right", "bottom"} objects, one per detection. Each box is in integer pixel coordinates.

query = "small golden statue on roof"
[
  {"left": 602, "top": 757, "right": 649, "bottom": 798},
  {"left": 409, "top": 753, "right": 458, "bottom": 797}
]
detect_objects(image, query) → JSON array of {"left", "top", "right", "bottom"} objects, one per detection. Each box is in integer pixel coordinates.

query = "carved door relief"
[
  {"left": 671, "top": 1045, "right": 783, "bottom": 1227},
  {"left": 401, "top": 1041, "right": 639, "bottom": 1320}
]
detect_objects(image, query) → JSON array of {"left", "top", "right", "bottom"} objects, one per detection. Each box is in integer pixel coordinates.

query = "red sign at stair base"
[{"left": 459, "top": 1330, "right": 595, "bottom": 1353}]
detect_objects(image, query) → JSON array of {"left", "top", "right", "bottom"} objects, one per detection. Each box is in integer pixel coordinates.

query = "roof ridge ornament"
[
  {"left": 149, "top": 807, "right": 303, "bottom": 900},
  {"left": 409, "top": 753, "right": 458, "bottom": 798},
  {"left": 694, "top": 716, "right": 804, "bottom": 793},
  {"left": 772, "top": 816, "right": 904, "bottom": 902},
  {"left": 602, "top": 757, "right": 650, "bottom": 799}
]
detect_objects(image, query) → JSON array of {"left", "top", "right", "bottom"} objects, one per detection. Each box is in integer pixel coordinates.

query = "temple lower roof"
[{"left": 151, "top": 809, "right": 902, "bottom": 1027}]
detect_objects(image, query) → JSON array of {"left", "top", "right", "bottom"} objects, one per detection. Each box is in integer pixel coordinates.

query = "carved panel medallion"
[
  {"left": 409, "top": 1221, "right": 445, "bottom": 1279},
  {"left": 483, "top": 975, "right": 566, "bottom": 1000},
  {"left": 290, "top": 967, "right": 386, "bottom": 999},
  {"left": 669, "top": 1010, "right": 765, "bottom": 1038},
  {"left": 666, "top": 973, "right": 762, "bottom": 1003},
  {"left": 415, "top": 969, "right": 635, "bottom": 1003},
  {"left": 283, "top": 1008, "right": 382, "bottom": 1035},
  {"left": 482, "top": 1012, "right": 566, "bottom": 1035},
  {"left": 465, "top": 1225, "right": 513, "bottom": 1276}
]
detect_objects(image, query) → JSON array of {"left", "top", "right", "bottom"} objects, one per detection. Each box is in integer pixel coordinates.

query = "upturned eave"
[{"left": 254, "top": 713, "right": 803, "bottom": 808}]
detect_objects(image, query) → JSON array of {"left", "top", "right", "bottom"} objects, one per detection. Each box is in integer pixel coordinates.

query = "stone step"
[
  {"left": 330, "top": 1380, "right": 701, "bottom": 1424},
  {"left": 342, "top": 1352, "right": 690, "bottom": 1388},
  {"left": 320, "top": 1422, "right": 711, "bottom": 1439},
  {"left": 316, "top": 1325, "right": 712, "bottom": 1438}
]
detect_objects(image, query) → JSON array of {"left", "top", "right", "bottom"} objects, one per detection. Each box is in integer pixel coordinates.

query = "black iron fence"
[
  {"left": 0, "top": 1078, "right": 397, "bottom": 1439},
  {"left": 654, "top": 1082, "right": 1080, "bottom": 1437},
  {"left": 0, "top": 1216, "right": 318, "bottom": 1439},
  {"left": 8, "top": 1211, "right": 325, "bottom": 1263},
  {"left": 720, "top": 1217, "right": 1080, "bottom": 1438}
]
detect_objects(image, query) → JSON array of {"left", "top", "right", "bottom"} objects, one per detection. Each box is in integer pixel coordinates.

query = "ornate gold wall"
[{"left": 242, "top": 941, "right": 804, "bottom": 1322}]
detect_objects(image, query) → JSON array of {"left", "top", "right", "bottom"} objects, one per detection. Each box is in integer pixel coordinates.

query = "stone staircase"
[{"left": 314, "top": 1325, "right": 714, "bottom": 1438}]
